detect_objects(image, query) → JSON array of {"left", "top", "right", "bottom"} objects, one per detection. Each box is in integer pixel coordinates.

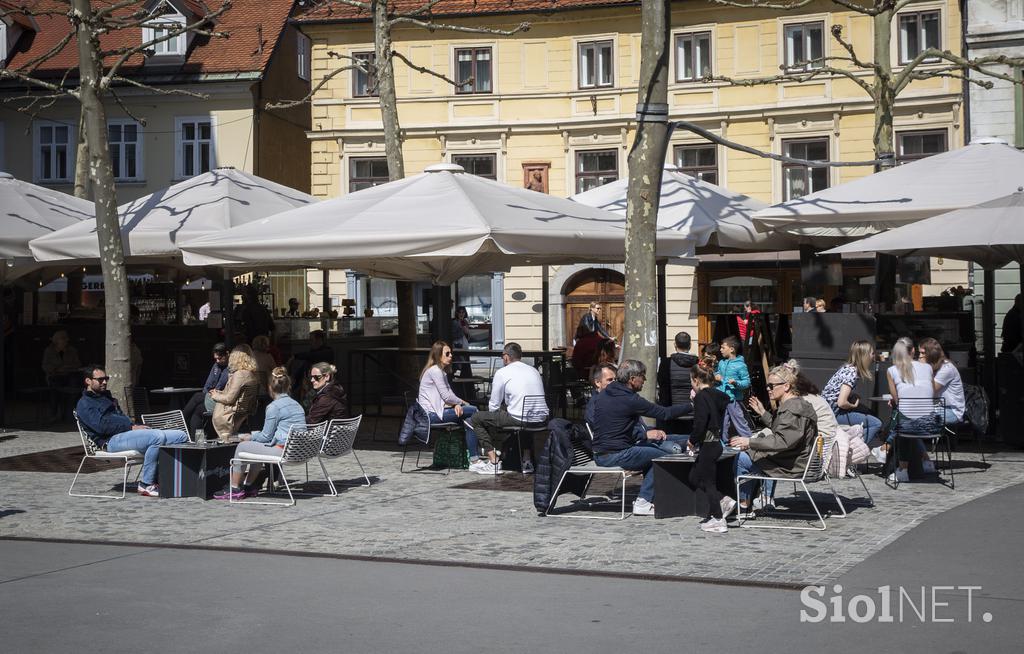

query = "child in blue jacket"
[{"left": 715, "top": 335, "right": 752, "bottom": 438}]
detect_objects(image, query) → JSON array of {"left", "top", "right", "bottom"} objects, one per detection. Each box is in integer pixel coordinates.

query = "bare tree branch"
[
  {"left": 390, "top": 48, "right": 466, "bottom": 88},
  {"left": 108, "top": 87, "right": 148, "bottom": 125},
  {"left": 108, "top": 74, "right": 209, "bottom": 99},
  {"left": 0, "top": 69, "right": 79, "bottom": 99},
  {"left": 401, "top": 0, "right": 446, "bottom": 17},
  {"left": 266, "top": 59, "right": 368, "bottom": 109},
  {"left": 389, "top": 16, "right": 530, "bottom": 37},
  {"left": 894, "top": 49, "right": 1024, "bottom": 93}
]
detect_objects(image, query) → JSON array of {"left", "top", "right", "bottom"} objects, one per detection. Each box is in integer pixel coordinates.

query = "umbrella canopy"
[
  {"left": 180, "top": 163, "right": 696, "bottom": 284},
  {"left": 29, "top": 168, "right": 317, "bottom": 264},
  {"left": 1, "top": 172, "right": 93, "bottom": 282},
  {"left": 753, "top": 138, "right": 1024, "bottom": 239},
  {"left": 572, "top": 165, "right": 798, "bottom": 252},
  {"left": 821, "top": 190, "right": 1024, "bottom": 269}
]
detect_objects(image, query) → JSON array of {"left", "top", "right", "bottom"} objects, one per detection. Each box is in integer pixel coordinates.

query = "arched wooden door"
[{"left": 563, "top": 269, "right": 625, "bottom": 346}]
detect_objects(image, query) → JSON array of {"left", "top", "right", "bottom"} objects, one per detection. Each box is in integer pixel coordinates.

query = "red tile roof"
[
  {"left": 294, "top": 0, "right": 640, "bottom": 23},
  {"left": 3, "top": 1, "right": 296, "bottom": 79}
]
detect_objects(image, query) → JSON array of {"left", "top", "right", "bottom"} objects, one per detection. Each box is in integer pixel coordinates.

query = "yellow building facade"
[{"left": 298, "top": 0, "right": 969, "bottom": 350}]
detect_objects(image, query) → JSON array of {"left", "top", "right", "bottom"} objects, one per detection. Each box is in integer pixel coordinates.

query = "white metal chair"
[
  {"left": 545, "top": 423, "right": 634, "bottom": 520},
  {"left": 141, "top": 409, "right": 192, "bottom": 442},
  {"left": 229, "top": 421, "right": 327, "bottom": 506},
  {"left": 888, "top": 397, "right": 953, "bottom": 490},
  {"left": 68, "top": 411, "right": 144, "bottom": 500},
  {"left": 735, "top": 433, "right": 845, "bottom": 531},
  {"left": 319, "top": 416, "right": 370, "bottom": 493}
]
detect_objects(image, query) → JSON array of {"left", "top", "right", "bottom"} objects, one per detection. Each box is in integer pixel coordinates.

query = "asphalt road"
[{"left": 2, "top": 481, "right": 1022, "bottom": 653}]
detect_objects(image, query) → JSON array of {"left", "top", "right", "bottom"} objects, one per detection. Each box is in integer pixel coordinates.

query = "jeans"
[
  {"left": 835, "top": 410, "right": 882, "bottom": 444},
  {"left": 655, "top": 433, "right": 690, "bottom": 455},
  {"left": 594, "top": 442, "right": 666, "bottom": 502},
  {"left": 430, "top": 406, "right": 479, "bottom": 460},
  {"left": 722, "top": 401, "right": 752, "bottom": 438},
  {"left": 734, "top": 450, "right": 774, "bottom": 502},
  {"left": 107, "top": 429, "right": 189, "bottom": 485}
]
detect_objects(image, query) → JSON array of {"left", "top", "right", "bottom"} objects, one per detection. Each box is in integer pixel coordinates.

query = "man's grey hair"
[
  {"left": 503, "top": 342, "right": 523, "bottom": 361},
  {"left": 616, "top": 359, "right": 646, "bottom": 384}
]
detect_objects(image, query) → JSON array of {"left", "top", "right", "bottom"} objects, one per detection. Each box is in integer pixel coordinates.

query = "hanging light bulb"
[{"left": 60, "top": 272, "right": 65, "bottom": 278}]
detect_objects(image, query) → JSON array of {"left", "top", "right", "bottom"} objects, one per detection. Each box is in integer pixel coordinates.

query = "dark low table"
[
  {"left": 158, "top": 442, "right": 235, "bottom": 499},
  {"left": 652, "top": 449, "right": 738, "bottom": 519}
]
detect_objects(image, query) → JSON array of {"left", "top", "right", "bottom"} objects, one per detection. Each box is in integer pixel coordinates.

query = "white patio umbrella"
[
  {"left": 753, "top": 138, "right": 1024, "bottom": 239},
  {"left": 180, "top": 163, "right": 696, "bottom": 284},
  {"left": 572, "top": 165, "right": 799, "bottom": 251},
  {"left": 29, "top": 168, "right": 317, "bottom": 265},
  {"left": 1, "top": 172, "right": 93, "bottom": 283}
]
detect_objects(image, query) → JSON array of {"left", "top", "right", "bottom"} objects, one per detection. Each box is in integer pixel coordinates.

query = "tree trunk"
[
  {"left": 872, "top": 10, "right": 896, "bottom": 163},
  {"left": 73, "top": 0, "right": 131, "bottom": 400},
  {"left": 73, "top": 111, "right": 92, "bottom": 200},
  {"left": 623, "top": 0, "right": 671, "bottom": 400}
]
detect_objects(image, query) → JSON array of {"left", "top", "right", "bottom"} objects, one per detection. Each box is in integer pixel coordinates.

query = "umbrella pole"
[
  {"left": 657, "top": 261, "right": 667, "bottom": 360},
  {"left": 541, "top": 265, "right": 549, "bottom": 351},
  {"left": 983, "top": 270, "right": 997, "bottom": 413},
  {"left": 0, "top": 287, "right": 6, "bottom": 429}
]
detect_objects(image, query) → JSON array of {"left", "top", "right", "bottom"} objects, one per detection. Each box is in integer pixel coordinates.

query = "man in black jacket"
[{"left": 589, "top": 359, "right": 692, "bottom": 516}]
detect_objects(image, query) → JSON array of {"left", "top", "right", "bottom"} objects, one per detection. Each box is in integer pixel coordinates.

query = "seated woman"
[
  {"left": 210, "top": 348, "right": 260, "bottom": 441},
  {"left": 821, "top": 340, "right": 882, "bottom": 444},
  {"left": 307, "top": 362, "right": 348, "bottom": 424},
  {"left": 882, "top": 337, "right": 938, "bottom": 483},
  {"left": 214, "top": 367, "right": 306, "bottom": 500},
  {"left": 918, "top": 337, "right": 965, "bottom": 427},
  {"left": 417, "top": 341, "right": 481, "bottom": 469},
  {"left": 730, "top": 365, "right": 818, "bottom": 515}
]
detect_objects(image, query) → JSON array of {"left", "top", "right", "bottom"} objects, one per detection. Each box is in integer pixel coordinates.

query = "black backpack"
[{"left": 962, "top": 384, "right": 990, "bottom": 436}]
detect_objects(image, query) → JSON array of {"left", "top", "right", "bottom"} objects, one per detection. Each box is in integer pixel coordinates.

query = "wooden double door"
[{"left": 564, "top": 269, "right": 624, "bottom": 346}]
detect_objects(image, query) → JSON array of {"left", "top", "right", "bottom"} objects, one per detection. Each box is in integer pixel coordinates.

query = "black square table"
[
  {"left": 158, "top": 442, "right": 236, "bottom": 499},
  {"left": 652, "top": 449, "right": 738, "bottom": 519}
]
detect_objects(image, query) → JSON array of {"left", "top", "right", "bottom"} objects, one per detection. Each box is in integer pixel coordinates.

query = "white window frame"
[
  {"left": 577, "top": 39, "right": 615, "bottom": 89},
  {"left": 297, "top": 31, "right": 312, "bottom": 81},
  {"left": 780, "top": 136, "right": 831, "bottom": 202},
  {"left": 782, "top": 20, "right": 825, "bottom": 72},
  {"left": 107, "top": 119, "right": 144, "bottom": 182},
  {"left": 897, "top": 8, "right": 942, "bottom": 65},
  {"left": 33, "top": 120, "right": 75, "bottom": 184},
  {"left": 351, "top": 50, "right": 377, "bottom": 98},
  {"left": 452, "top": 45, "right": 495, "bottom": 95},
  {"left": 674, "top": 30, "right": 713, "bottom": 83},
  {"left": 142, "top": 9, "right": 187, "bottom": 58},
  {"left": 174, "top": 116, "right": 216, "bottom": 180}
]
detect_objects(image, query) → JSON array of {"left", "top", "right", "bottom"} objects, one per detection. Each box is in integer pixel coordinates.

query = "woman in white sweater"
[{"left": 417, "top": 341, "right": 480, "bottom": 463}]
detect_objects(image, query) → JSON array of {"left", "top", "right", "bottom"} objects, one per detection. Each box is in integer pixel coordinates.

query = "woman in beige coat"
[{"left": 210, "top": 349, "right": 260, "bottom": 440}]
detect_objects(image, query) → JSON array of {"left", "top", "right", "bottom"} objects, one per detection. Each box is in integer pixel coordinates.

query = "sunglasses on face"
[
  {"left": 91, "top": 376, "right": 110, "bottom": 382},
  {"left": 766, "top": 381, "right": 784, "bottom": 390},
  {"left": 310, "top": 374, "right": 325, "bottom": 381},
  {"left": 443, "top": 351, "right": 453, "bottom": 357}
]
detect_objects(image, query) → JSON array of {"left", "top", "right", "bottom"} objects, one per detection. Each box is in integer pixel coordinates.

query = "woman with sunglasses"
[
  {"left": 417, "top": 341, "right": 481, "bottom": 467},
  {"left": 307, "top": 362, "right": 348, "bottom": 424}
]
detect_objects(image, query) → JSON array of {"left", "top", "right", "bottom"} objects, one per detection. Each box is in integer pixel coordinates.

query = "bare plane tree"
[{"left": 1, "top": 0, "right": 231, "bottom": 399}]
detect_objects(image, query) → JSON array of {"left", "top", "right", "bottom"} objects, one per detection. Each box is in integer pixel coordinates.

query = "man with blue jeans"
[
  {"left": 588, "top": 359, "right": 692, "bottom": 516},
  {"left": 76, "top": 365, "right": 189, "bottom": 496}
]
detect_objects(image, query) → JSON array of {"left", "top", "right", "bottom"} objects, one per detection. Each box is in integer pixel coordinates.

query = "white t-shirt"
[
  {"left": 489, "top": 360, "right": 549, "bottom": 422},
  {"left": 933, "top": 360, "right": 965, "bottom": 420},
  {"left": 888, "top": 361, "right": 935, "bottom": 418}
]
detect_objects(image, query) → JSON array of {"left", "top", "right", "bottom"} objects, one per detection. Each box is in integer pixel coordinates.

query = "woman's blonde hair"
[
  {"left": 268, "top": 366, "right": 291, "bottom": 396},
  {"left": 228, "top": 349, "right": 258, "bottom": 372},
  {"left": 891, "top": 336, "right": 916, "bottom": 385},
  {"left": 846, "top": 340, "right": 875, "bottom": 381},
  {"left": 312, "top": 362, "right": 337, "bottom": 380},
  {"left": 768, "top": 364, "right": 799, "bottom": 388}
]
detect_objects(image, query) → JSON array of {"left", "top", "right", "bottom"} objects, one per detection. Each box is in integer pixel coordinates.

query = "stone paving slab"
[{"left": 1, "top": 427, "right": 1022, "bottom": 586}]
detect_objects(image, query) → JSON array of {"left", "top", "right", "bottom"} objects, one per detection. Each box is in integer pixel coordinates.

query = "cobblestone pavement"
[{"left": 1, "top": 423, "right": 1022, "bottom": 587}]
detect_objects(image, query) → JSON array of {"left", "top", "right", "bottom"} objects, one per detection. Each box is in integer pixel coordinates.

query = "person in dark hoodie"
[
  {"left": 658, "top": 331, "right": 698, "bottom": 432},
  {"left": 688, "top": 354, "right": 733, "bottom": 533},
  {"left": 307, "top": 362, "right": 348, "bottom": 424},
  {"left": 588, "top": 359, "right": 692, "bottom": 516}
]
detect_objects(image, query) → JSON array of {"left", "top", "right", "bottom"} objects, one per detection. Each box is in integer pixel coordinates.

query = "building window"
[
  {"left": 455, "top": 47, "right": 492, "bottom": 94},
  {"left": 108, "top": 120, "right": 143, "bottom": 181},
  {"left": 578, "top": 40, "right": 614, "bottom": 89},
  {"left": 349, "top": 157, "right": 389, "bottom": 192},
  {"left": 452, "top": 154, "right": 497, "bottom": 179},
  {"left": 575, "top": 149, "right": 618, "bottom": 193},
  {"left": 783, "top": 22, "right": 824, "bottom": 71},
  {"left": 175, "top": 117, "right": 214, "bottom": 178},
  {"left": 297, "top": 32, "right": 311, "bottom": 81},
  {"left": 896, "top": 129, "right": 948, "bottom": 163},
  {"left": 675, "top": 32, "right": 712, "bottom": 82},
  {"left": 781, "top": 137, "right": 829, "bottom": 201},
  {"left": 352, "top": 52, "right": 377, "bottom": 97},
  {"left": 898, "top": 10, "right": 940, "bottom": 64},
  {"left": 674, "top": 144, "right": 718, "bottom": 184},
  {"left": 35, "top": 121, "right": 73, "bottom": 183},
  {"left": 142, "top": 10, "right": 186, "bottom": 57}
]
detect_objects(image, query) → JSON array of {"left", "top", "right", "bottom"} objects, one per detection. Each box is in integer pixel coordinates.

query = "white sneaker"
[
  {"left": 632, "top": 498, "right": 655, "bottom": 516},
  {"left": 921, "top": 460, "right": 936, "bottom": 474},
  {"left": 871, "top": 446, "right": 887, "bottom": 465},
  {"left": 469, "top": 460, "right": 503, "bottom": 475},
  {"left": 700, "top": 517, "right": 728, "bottom": 533},
  {"left": 720, "top": 496, "right": 737, "bottom": 517},
  {"left": 521, "top": 460, "right": 535, "bottom": 474},
  {"left": 888, "top": 468, "right": 910, "bottom": 483},
  {"left": 753, "top": 496, "right": 776, "bottom": 512}
]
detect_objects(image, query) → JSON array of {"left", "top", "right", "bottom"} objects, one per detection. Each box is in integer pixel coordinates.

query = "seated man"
[
  {"left": 588, "top": 359, "right": 692, "bottom": 516},
  {"left": 76, "top": 365, "right": 189, "bottom": 496},
  {"left": 182, "top": 343, "right": 230, "bottom": 436},
  {"left": 583, "top": 362, "right": 617, "bottom": 426},
  {"left": 470, "top": 342, "right": 549, "bottom": 475}
]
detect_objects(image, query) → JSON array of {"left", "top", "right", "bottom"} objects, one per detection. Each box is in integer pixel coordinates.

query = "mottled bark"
[
  {"left": 872, "top": 9, "right": 895, "bottom": 161},
  {"left": 374, "top": 0, "right": 405, "bottom": 181},
  {"left": 73, "top": 0, "right": 130, "bottom": 400},
  {"left": 73, "top": 111, "right": 91, "bottom": 200},
  {"left": 623, "top": 0, "right": 671, "bottom": 401}
]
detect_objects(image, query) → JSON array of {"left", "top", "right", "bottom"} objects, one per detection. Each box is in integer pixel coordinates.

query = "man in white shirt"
[{"left": 469, "top": 342, "right": 549, "bottom": 474}]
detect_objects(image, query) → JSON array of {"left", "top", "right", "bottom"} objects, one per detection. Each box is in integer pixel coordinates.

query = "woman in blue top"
[
  {"left": 715, "top": 335, "right": 752, "bottom": 437},
  {"left": 215, "top": 367, "right": 307, "bottom": 500}
]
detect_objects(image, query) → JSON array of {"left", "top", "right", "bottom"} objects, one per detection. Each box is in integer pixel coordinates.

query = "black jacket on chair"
[{"left": 534, "top": 418, "right": 589, "bottom": 514}]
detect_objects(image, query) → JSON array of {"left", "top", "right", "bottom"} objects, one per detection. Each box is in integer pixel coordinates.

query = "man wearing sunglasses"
[{"left": 76, "top": 365, "right": 189, "bottom": 497}]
